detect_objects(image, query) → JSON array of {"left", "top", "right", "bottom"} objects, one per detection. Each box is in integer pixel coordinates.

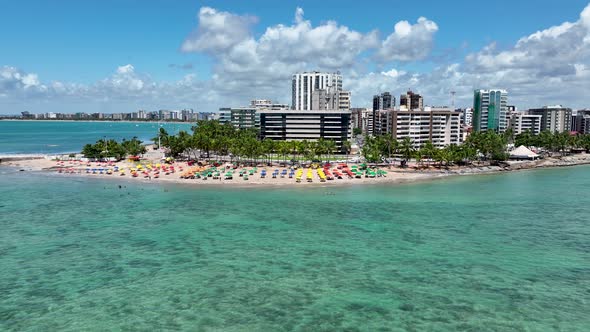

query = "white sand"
[{"left": 4, "top": 152, "right": 590, "bottom": 188}]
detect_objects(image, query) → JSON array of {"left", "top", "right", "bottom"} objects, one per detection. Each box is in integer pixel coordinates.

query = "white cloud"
[
  {"left": 116, "top": 64, "right": 135, "bottom": 74},
  {"left": 180, "top": 7, "right": 257, "bottom": 53},
  {"left": 3, "top": 4, "right": 590, "bottom": 114},
  {"left": 381, "top": 68, "right": 406, "bottom": 78},
  {"left": 0, "top": 66, "right": 43, "bottom": 91},
  {"left": 376, "top": 17, "right": 439, "bottom": 62}
]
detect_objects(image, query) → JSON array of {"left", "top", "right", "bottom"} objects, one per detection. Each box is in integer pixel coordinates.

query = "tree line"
[
  {"left": 81, "top": 119, "right": 590, "bottom": 165},
  {"left": 81, "top": 137, "right": 147, "bottom": 160},
  {"left": 153, "top": 120, "right": 351, "bottom": 164},
  {"left": 361, "top": 130, "right": 509, "bottom": 166},
  {"left": 514, "top": 130, "right": 590, "bottom": 154},
  {"left": 362, "top": 129, "right": 590, "bottom": 167}
]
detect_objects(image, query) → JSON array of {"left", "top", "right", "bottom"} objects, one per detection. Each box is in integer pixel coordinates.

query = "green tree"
[
  {"left": 421, "top": 140, "right": 436, "bottom": 167},
  {"left": 342, "top": 140, "right": 352, "bottom": 164},
  {"left": 399, "top": 137, "right": 414, "bottom": 163}
]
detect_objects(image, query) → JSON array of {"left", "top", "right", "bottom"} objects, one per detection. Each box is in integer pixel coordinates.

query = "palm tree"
[
  {"left": 342, "top": 140, "right": 352, "bottom": 164},
  {"left": 265, "top": 138, "right": 277, "bottom": 164},
  {"left": 421, "top": 140, "right": 436, "bottom": 168},
  {"left": 290, "top": 140, "right": 299, "bottom": 162},
  {"left": 379, "top": 135, "right": 397, "bottom": 165},
  {"left": 325, "top": 139, "right": 337, "bottom": 163},
  {"left": 277, "top": 141, "right": 290, "bottom": 165},
  {"left": 399, "top": 137, "right": 414, "bottom": 166},
  {"left": 298, "top": 140, "right": 309, "bottom": 162}
]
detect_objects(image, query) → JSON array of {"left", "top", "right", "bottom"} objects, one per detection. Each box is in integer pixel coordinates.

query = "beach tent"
[{"left": 510, "top": 145, "right": 539, "bottom": 160}]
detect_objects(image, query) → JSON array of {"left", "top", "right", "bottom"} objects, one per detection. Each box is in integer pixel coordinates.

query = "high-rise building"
[
  {"left": 473, "top": 89, "right": 508, "bottom": 132},
  {"left": 573, "top": 109, "right": 590, "bottom": 133},
  {"left": 372, "top": 92, "right": 395, "bottom": 111},
  {"left": 527, "top": 105, "right": 572, "bottom": 133},
  {"left": 461, "top": 108, "right": 473, "bottom": 126},
  {"left": 371, "top": 92, "right": 395, "bottom": 135},
  {"left": 351, "top": 108, "right": 371, "bottom": 134},
  {"left": 259, "top": 109, "right": 352, "bottom": 152},
  {"left": 511, "top": 112, "right": 542, "bottom": 135},
  {"left": 506, "top": 105, "right": 517, "bottom": 129},
  {"left": 385, "top": 108, "right": 462, "bottom": 149},
  {"left": 399, "top": 90, "right": 423, "bottom": 110},
  {"left": 291, "top": 71, "right": 346, "bottom": 110}
]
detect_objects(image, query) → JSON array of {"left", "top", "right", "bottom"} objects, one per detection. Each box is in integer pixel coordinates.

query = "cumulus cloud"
[
  {"left": 181, "top": 7, "right": 257, "bottom": 53},
  {"left": 103, "top": 64, "right": 146, "bottom": 92},
  {"left": 3, "top": 4, "right": 590, "bottom": 113},
  {"left": 376, "top": 17, "right": 439, "bottom": 62},
  {"left": 1, "top": 66, "right": 43, "bottom": 91}
]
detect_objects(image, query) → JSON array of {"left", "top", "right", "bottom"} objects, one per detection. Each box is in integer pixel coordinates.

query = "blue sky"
[{"left": 1, "top": 0, "right": 590, "bottom": 113}]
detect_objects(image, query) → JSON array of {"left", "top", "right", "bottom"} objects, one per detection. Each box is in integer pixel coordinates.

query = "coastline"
[
  {"left": 0, "top": 119, "right": 193, "bottom": 124},
  {"left": 3, "top": 152, "right": 590, "bottom": 188}
]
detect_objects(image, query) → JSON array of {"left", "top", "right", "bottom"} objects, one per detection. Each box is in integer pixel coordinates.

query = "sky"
[{"left": 1, "top": 0, "right": 590, "bottom": 114}]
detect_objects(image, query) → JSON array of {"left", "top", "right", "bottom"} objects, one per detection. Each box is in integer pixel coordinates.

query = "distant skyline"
[{"left": 1, "top": 0, "right": 590, "bottom": 114}]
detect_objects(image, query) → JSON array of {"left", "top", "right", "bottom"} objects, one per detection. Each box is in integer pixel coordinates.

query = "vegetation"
[
  {"left": 82, "top": 137, "right": 146, "bottom": 160},
  {"left": 515, "top": 129, "right": 590, "bottom": 156},
  {"left": 81, "top": 119, "right": 590, "bottom": 167},
  {"left": 356, "top": 133, "right": 506, "bottom": 167},
  {"left": 152, "top": 120, "right": 346, "bottom": 164}
]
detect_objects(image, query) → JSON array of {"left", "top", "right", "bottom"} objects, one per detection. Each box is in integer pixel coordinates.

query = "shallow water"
[
  {"left": 0, "top": 121, "right": 192, "bottom": 154},
  {"left": 1, "top": 166, "right": 589, "bottom": 331}
]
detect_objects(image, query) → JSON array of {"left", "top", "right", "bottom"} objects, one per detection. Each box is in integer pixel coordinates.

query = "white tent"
[{"left": 510, "top": 145, "right": 539, "bottom": 160}]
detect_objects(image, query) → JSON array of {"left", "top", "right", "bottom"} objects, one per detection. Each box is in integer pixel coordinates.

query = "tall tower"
[
  {"left": 473, "top": 89, "right": 508, "bottom": 132},
  {"left": 291, "top": 71, "right": 343, "bottom": 110}
]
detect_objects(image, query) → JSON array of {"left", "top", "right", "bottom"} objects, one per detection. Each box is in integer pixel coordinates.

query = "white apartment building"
[
  {"left": 291, "top": 71, "right": 345, "bottom": 110},
  {"left": 386, "top": 108, "right": 462, "bottom": 149},
  {"left": 511, "top": 112, "right": 542, "bottom": 135},
  {"left": 258, "top": 109, "right": 352, "bottom": 152}
]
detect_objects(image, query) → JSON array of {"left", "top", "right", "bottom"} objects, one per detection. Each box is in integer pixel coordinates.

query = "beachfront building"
[
  {"left": 258, "top": 109, "right": 352, "bottom": 153},
  {"left": 473, "top": 89, "right": 508, "bottom": 133},
  {"left": 511, "top": 112, "right": 542, "bottom": 135},
  {"left": 292, "top": 71, "right": 350, "bottom": 111},
  {"left": 572, "top": 109, "right": 590, "bottom": 133},
  {"left": 527, "top": 105, "right": 573, "bottom": 133},
  {"left": 385, "top": 107, "right": 462, "bottom": 149},
  {"left": 219, "top": 100, "right": 289, "bottom": 130},
  {"left": 218, "top": 107, "right": 259, "bottom": 130}
]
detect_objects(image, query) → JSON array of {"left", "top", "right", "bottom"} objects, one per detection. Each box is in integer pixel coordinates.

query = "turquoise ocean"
[
  {"left": 0, "top": 121, "right": 192, "bottom": 155},
  {"left": 1, "top": 162, "right": 589, "bottom": 331}
]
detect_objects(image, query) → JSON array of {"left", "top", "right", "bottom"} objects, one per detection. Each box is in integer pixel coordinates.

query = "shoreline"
[
  {"left": 0, "top": 119, "right": 194, "bottom": 124},
  {"left": 3, "top": 152, "right": 590, "bottom": 188}
]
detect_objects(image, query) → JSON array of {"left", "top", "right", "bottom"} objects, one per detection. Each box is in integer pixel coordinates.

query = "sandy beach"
[{"left": 3, "top": 150, "right": 590, "bottom": 187}]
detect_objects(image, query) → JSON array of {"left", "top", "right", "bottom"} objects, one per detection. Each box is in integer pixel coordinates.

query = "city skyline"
[{"left": 1, "top": 0, "right": 590, "bottom": 114}]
